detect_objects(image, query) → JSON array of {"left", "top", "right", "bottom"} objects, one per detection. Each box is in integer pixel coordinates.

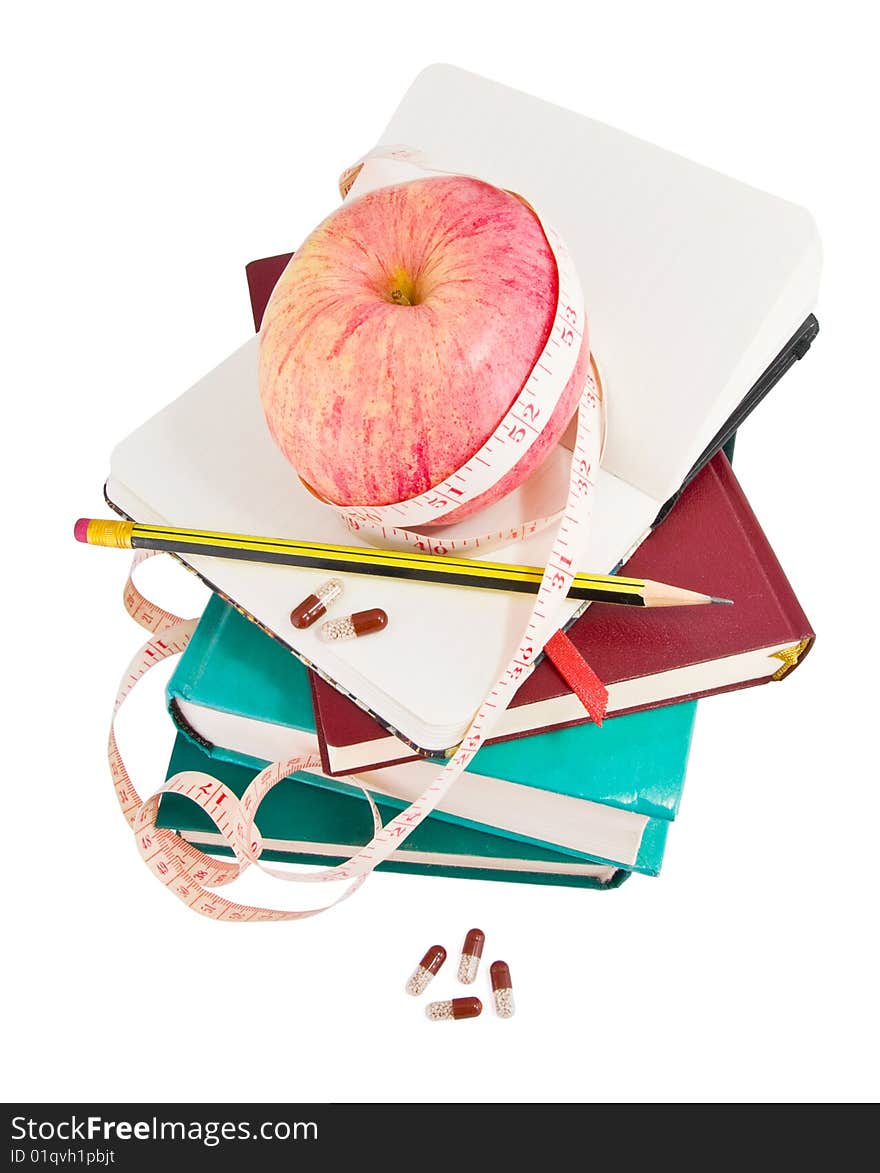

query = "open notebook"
[{"left": 106, "top": 65, "right": 821, "bottom": 753}]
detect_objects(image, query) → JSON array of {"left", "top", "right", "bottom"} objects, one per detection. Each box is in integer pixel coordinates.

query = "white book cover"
[{"left": 106, "top": 65, "right": 821, "bottom": 752}]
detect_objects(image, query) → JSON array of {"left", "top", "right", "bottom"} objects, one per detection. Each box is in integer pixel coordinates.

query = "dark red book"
[
  {"left": 246, "top": 252, "right": 292, "bottom": 331},
  {"left": 246, "top": 254, "right": 814, "bottom": 777}
]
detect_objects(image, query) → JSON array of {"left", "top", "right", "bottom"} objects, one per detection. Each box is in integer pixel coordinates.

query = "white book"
[{"left": 107, "top": 65, "right": 821, "bottom": 753}]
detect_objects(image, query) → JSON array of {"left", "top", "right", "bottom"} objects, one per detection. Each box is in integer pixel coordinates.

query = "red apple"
[{"left": 259, "top": 175, "right": 589, "bottom": 522}]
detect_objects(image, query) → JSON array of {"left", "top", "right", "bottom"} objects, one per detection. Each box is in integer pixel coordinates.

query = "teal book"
[
  {"left": 157, "top": 734, "right": 628, "bottom": 889},
  {"left": 166, "top": 596, "right": 696, "bottom": 875}
]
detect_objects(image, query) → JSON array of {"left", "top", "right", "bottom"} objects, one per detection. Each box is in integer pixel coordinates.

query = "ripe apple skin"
[{"left": 259, "top": 176, "right": 589, "bottom": 522}]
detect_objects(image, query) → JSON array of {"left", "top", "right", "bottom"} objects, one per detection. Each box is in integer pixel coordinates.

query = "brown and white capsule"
[
  {"left": 425, "top": 997, "right": 482, "bottom": 1022},
  {"left": 405, "top": 945, "right": 447, "bottom": 996},
  {"left": 289, "top": 578, "right": 344, "bottom": 629},
  {"left": 321, "top": 608, "right": 388, "bottom": 642},
  {"left": 457, "top": 928, "right": 485, "bottom": 985},
  {"left": 490, "top": 960, "right": 515, "bottom": 1019}
]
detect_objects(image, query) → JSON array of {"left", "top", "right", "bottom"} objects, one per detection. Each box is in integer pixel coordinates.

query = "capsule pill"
[
  {"left": 425, "top": 997, "right": 482, "bottom": 1022},
  {"left": 321, "top": 608, "right": 388, "bottom": 642},
  {"left": 490, "top": 960, "right": 515, "bottom": 1019},
  {"left": 290, "top": 578, "right": 344, "bottom": 629},
  {"left": 405, "top": 945, "right": 447, "bottom": 996},
  {"left": 457, "top": 927, "right": 485, "bottom": 984}
]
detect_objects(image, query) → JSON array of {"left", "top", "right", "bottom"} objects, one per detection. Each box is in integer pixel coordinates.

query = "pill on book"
[
  {"left": 457, "top": 928, "right": 485, "bottom": 984},
  {"left": 490, "top": 960, "right": 515, "bottom": 1019},
  {"left": 425, "top": 997, "right": 482, "bottom": 1022},
  {"left": 320, "top": 608, "right": 388, "bottom": 642},
  {"left": 405, "top": 945, "right": 447, "bottom": 995},
  {"left": 289, "top": 578, "right": 344, "bottom": 629}
]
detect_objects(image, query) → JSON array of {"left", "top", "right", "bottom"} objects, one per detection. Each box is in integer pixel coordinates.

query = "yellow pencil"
[{"left": 74, "top": 517, "right": 732, "bottom": 607}]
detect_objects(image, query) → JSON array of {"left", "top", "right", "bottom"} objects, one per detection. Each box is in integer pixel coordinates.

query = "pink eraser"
[{"left": 74, "top": 518, "right": 90, "bottom": 543}]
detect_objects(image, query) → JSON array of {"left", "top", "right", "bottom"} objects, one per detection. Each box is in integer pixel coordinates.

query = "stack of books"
[
  {"left": 155, "top": 440, "right": 812, "bottom": 888},
  {"left": 108, "top": 67, "right": 820, "bottom": 891}
]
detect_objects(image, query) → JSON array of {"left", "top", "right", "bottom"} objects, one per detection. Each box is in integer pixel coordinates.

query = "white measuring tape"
[{"left": 108, "top": 153, "right": 604, "bottom": 920}]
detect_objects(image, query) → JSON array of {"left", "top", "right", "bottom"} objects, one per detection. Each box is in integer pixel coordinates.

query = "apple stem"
[{"left": 388, "top": 267, "right": 418, "bottom": 306}]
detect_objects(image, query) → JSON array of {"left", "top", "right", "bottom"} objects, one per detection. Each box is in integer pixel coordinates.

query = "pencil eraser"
[{"left": 74, "top": 518, "right": 90, "bottom": 543}]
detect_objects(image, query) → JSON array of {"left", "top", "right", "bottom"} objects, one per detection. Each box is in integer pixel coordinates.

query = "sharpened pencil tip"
[{"left": 711, "top": 597, "right": 734, "bottom": 605}]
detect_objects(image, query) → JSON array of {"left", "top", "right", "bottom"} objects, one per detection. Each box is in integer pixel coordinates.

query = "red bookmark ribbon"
[{"left": 544, "top": 630, "right": 608, "bottom": 726}]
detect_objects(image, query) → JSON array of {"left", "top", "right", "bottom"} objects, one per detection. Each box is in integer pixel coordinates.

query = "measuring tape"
[
  {"left": 112, "top": 551, "right": 383, "bottom": 919},
  {"left": 108, "top": 154, "right": 604, "bottom": 920},
  {"left": 335, "top": 353, "right": 602, "bottom": 558}
]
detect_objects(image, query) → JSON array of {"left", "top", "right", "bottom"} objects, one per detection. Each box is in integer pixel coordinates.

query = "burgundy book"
[
  {"left": 246, "top": 252, "right": 292, "bottom": 331},
  {"left": 246, "top": 254, "right": 814, "bottom": 777}
]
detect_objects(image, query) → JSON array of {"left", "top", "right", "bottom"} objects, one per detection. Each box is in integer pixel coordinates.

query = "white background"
[{"left": 3, "top": 0, "right": 878, "bottom": 1105}]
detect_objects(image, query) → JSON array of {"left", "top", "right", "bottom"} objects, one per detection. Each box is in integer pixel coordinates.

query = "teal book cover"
[
  {"left": 157, "top": 735, "right": 630, "bottom": 890},
  {"left": 169, "top": 595, "right": 696, "bottom": 823}
]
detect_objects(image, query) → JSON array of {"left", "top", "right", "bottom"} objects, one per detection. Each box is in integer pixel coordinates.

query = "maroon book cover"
[
  {"left": 246, "top": 252, "right": 293, "bottom": 330},
  {"left": 247, "top": 253, "right": 814, "bottom": 776}
]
